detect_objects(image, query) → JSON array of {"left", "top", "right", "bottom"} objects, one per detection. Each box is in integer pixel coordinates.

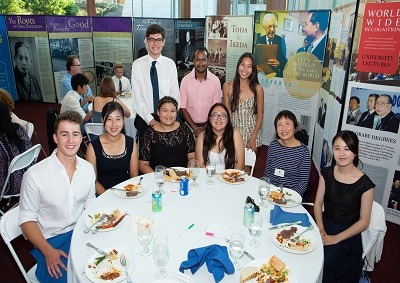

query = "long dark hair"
[
  {"left": 230, "top": 52, "right": 259, "bottom": 114},
  {"left": 0, "top": 103, "right": 25, "bottom": 152},
  {"left": 202, "top": 103, "right": 236, "bottom": 169},
  {"left": 332, "top": 130, "right": 360, "bottom": 167}
]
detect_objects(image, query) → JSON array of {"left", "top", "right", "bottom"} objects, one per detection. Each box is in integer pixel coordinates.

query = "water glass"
[
  {"left": 188, "top": 160, "right": 200, "bottom": 187},
  {"left": 258, "top": 177, "right": 271, "bottom": 207},
  {"left": 137, "top": 217, "right": 153, "bottom": 256},
  {"left": 153, "top": 236, "right": 169, "bottom": 278},
  {"left": 228, "top": 233, "right": 245, "bottom": 271},
  {"left": 206, "top": 161, "right": 216, "bottom": 185},
  {"left": 248, "top": 213, "right": 263, "bottom": 247},
  {"left": 155, "top": 165, "right": 166, "bottom": 194}
]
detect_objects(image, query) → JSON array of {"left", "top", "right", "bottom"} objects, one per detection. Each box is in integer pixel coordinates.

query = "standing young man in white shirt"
[
  {"left": 131, "top": 24, "right": 179, "bottom": 136},
  {"left": 19, "top": 111, "right": 96, "bottom": 283}
]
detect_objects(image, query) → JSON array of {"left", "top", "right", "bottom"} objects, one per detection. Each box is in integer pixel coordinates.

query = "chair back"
[
  {"left": 25, "top": 122, "right": 34, "bottom": 140},
  {"left": 245, "top": 148, "right": 257, "bottom": 176},
  {"left": 1, "top": 144, "right": 42, "bottom": 204},
  {"left": 0, "top": 206, "right": 38, "bottom": 282},
  {"left": 84, "top": 123, "right": 106, "bottom": 142}
]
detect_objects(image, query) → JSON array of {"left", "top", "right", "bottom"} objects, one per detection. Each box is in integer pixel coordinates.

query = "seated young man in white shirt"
[
  {"left": 60, "top": 73, "right": 93, "bottom": 123},
  {"left": 19, "top": 111, "right": 96, "bottom": 283}
]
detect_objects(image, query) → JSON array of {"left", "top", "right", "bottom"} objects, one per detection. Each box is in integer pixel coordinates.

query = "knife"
[
  {"left": 225, "top": 238, "right": 255, "bottom": 260},
  {"left": 86, "top": 242, "right": 108, "bottom": 256},
  {"left": 269, "top": 221, "right": 302, "bottom": 230}
]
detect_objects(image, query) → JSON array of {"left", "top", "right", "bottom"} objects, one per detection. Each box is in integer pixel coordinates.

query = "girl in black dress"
[{"left": 314, "top": 130, "right": 374, "bottom": 283}]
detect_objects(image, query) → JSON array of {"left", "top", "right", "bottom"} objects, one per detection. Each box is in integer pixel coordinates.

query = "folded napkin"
[
  {"left": 179, "top": 244, "right": 234, "bottom": 283},
  {"left": 270, "top": 205, "right": 311, "bottom": 227}
]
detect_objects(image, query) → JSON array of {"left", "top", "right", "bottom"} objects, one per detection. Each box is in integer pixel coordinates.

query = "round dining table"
[{"left": 67, "top": 170, "right": 323, "bottom": 283}]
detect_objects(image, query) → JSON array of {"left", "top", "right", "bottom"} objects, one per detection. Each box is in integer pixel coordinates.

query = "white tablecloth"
[{"left": 67, "top": 170, "right": 323, "bottom": 283}]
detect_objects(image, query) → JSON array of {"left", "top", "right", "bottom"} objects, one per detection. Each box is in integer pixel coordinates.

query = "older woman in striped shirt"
[{"left": 264, "top": 110, "right": 311, "bottom": 197}]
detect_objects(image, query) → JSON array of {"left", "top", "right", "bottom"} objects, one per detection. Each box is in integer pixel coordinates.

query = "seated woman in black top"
[
  {"left": 86, "top": 101, "right": 139, "bottom": 195},
  {"left": 139, "top": 96, "right": 195, "bottom": 173}
]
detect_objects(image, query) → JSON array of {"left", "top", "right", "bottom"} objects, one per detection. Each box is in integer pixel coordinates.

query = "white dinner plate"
[
  {"left": 113, "top": 185, "right": 148, "bottom": 199},
  {"left": 267, "top": 186, "right": 302, "bottom": 208},
  {"left": 85, "top": 208, "right": 127, "bottom": 232},
  {"left": 85, "top": 246, "right": 135, "bottom": 283},
  {"left": 242, "top": 258, "right": 298, "bottom": 283},
  {"left": 166, "top": 167, "right": 190, "bottom": 182},
  {"left": 218, "top": 169, "right": 248, "bottom": 185},
  {"left": 270, "top": 224, "right": 317, "bottom": 254}
]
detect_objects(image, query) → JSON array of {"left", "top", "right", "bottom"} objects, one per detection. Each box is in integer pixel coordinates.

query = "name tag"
[{"left": 274, "top": 168, "right": 285, "bottom": 177}]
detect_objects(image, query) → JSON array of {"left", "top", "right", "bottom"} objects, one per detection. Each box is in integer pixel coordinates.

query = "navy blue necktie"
[
  {"left": 119, "top": 79, "right": 122, "bottom": 95},
  {"left": 150, "top": 61, "right": 159, "bottom": 113}
]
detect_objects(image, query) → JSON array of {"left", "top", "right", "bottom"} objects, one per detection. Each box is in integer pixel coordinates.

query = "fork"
[
  {"left": 84, "top": 214, "right": 106, "bottom": 233},
  {"left": 120, "top": 254, "right": 132, "bottom": 283},
  {"left": 290, "top": 225, "right": 314, "bottom": 242},
  {"left": 279, "top": 184, "right": 287, "bottom": 204}
]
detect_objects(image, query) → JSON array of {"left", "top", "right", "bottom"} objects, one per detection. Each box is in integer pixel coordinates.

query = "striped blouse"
[{"left": 264, "top": 140, "right": 311, "bottom": 196}]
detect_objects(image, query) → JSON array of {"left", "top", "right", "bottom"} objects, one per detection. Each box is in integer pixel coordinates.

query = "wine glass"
[
  {"left": 248, "top": 213, "right": 263, "bottom": 247},
  {"left": 154, "top": 165, "right": 166, "bottom": 194},
  {"left": 188, "top": 160, "right": 200, "bottom": 188},
  {"left": 137, "top": 217, "right": 153, "bottom": 256},
  {"left": 258, "top": 177, "right": 271, "bottom": 207},
  {"left": 228, "top": 233, "right": 245, "bottom": 271},
  {"left": 206, "top": 161, "right": 216, "bottom": 185},
  {"left": 153, "top": 236, "right": 169, "bottom": 278}
]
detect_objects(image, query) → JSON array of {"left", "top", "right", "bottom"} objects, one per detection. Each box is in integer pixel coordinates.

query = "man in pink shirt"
[{"left": 180, "top": 46, "right": 222, "bottom": 137}]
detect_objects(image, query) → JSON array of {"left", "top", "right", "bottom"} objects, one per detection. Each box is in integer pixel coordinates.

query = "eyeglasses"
[
  {"left": 210, "top": 112, "right": 228, "bottom": 120},
  {"left": 246, "top": 196, "right": 260, "bottom": 212},
  {"left": 375, "top": 101, "right": 390, "bottom": 107},
  {"left": 72, "top": 64, "right": 81, "bottom": 67},
  {"left": 147, "top": 37, "right": 164, "bottom": 44}
]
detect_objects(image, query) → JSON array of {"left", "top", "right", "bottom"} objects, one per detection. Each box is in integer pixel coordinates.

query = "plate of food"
[
  {"left": 113, "top": 183, "right": 148, "bottom": 199},
  {"left": 270, "top": 225, "right": 316, "bottom": 254},
  {"left": 267, "top": 186, "right": 302, "bottom": 208},
  {"left": 165, "top": 167, "right": 191, "bottom": 182},
  {"left": 85, "top": 208, "right": 127, "bottom": 232},
  {"left": 219, "top": 169, "right": 248, "bottom": 184},
  {"left": 85, "top": 247, "right": 135, "bottom": 283},
  {"left": 240, "top": 255, "right": 297, "bottom": 283}
]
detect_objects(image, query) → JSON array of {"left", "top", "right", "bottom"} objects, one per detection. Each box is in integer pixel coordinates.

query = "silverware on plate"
[
  {"left": 120, "top": 253, "right": 132, "bottom": 283},
  {"left": 86, "top": 242, "right": 107, "bottom": 256},
  {"left": 269, "top": 221, "right": 302, "bottom": 230},
  {"left": 84, "top": 214, "right": 106, "bottom": 233},
  {"left": 290, "top": 225, "right": 314, "bottom": 243}
]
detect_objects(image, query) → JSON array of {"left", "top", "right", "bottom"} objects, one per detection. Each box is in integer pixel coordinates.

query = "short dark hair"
[
  {"left": 157, "top": 96, "right": 178, "bottom": 111},
  {"left": 66, "top": 55, "right": 78, "bottom": 71},
  {"left": 350, "top": 96, "right": 360, "bottom": 104},
  {"left": 309, "top": 10, "right": 329, "bottom": 31},
  {"left": 146, "top": 24, "right": 165, "bottom": 39},
  {"left": 194, "top": 46, "right": 209, "bottom": 57},
  {"left": 102, "top": 101, "right": 124, "bottom": 127},
  {"left": 54, "top": 111, "right": 82, "bottom": 134},
  {"left": 71, "top": 73, "right": 88, "bottom": 91},
  {"left": 14, "top": 42, "right": 30, "bottom": 57},
  {"left": 274, "top": 110, "right": 298, "bottom": 131},
  {"left": 332, "top": 130, "right": 360, "bottom": 167},
  {"left": 369, "top": 93, "right": 379, "bottom": 101},
  {"left": 379, "top": 94, "right": 393, "bottom": 105}
]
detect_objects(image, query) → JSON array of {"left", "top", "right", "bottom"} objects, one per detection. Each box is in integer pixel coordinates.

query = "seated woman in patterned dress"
[
  {"left": 86, "top": 101, "right": 138, "bottom": 195},
  {"left": 0, "top": 102, "right": 32, "bottom": 196},
  {"left": 195, "top": 103, "right": 245, "bottom": 172},
  {"left": 139, "top": 96, "right": 196, "bottom": 173},
  {"left": 223, "top": 52, "right": 264, "bottom": 152},
  {"left": 314, "top": 130, "right": 374, "bottom": 283},
  {"left": 264, "top": 110, "right": 311, "bottom": 196}
]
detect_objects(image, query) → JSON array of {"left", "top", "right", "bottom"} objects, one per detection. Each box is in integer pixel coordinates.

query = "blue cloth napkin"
[
  {"left": 270, "top": 205, "right": 311, "bottom": 227},
  {"left": 179, "top": 244, "right": 234, "bottom": 283}
]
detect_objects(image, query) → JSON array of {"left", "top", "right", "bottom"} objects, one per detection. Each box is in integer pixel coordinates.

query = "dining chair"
[
  {"left": 19, "top": 119, "right": 34, "bottom": 140},
  {"left": 0, "top": 206, "right": 39, "bottom": 282},
  {"left": 0, "top": 144, "right": 42, "bottom": 216},
  {"left": 84, "top": 122, "right": 106, "bottom": 142},
  {"left": 245, "top": 148, "right": 257, "bottom": 176}
]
